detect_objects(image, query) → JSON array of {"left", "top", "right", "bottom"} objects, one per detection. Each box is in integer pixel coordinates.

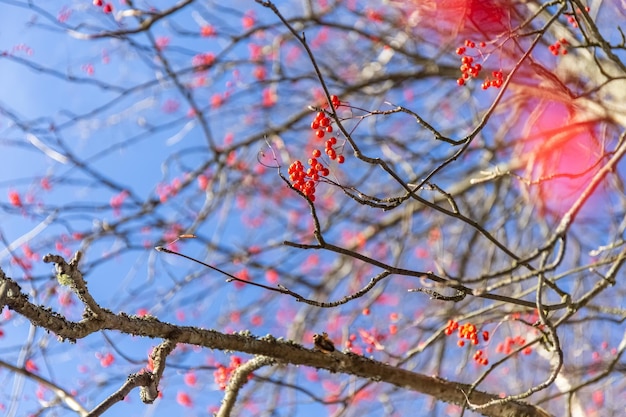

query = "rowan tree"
[{"left": 1, "top": 1, "right": 625, "bottom": 416}]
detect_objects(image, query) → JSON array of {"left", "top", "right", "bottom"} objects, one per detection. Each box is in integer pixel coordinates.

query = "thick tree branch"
[{"left": 0, "top": 263, "right": 552, "bottom": 417}]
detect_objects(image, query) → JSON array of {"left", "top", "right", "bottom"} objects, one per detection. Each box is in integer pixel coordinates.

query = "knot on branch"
[
  {"left": 0, "top": 270, "right": 24, "bottom": 308},
  {"left": 42, "top": 252, "right": 108, "bottom": 319},
  {"left": 43, "top": 251, "right": 82, "bottom": 283},
  {"left": 137, "top": 372, "right": 159, "bottom": 404},
  {"left": 139, "top": 339, "right": 178, "bottom": 404}
]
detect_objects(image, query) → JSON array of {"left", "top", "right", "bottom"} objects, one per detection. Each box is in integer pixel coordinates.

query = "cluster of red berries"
[
  {"left": 445, "top": 320, "right": 490, "bottom": 366},
  {"left": 310, "top": 95, "right": 340, "bottom": 137},
  {"left": 473, "top": 349, "right": 488, "bottom": 366},
  {"left": 311, "top": 109, "right": 345, "bottom": 162},
  {"left": 445, "top": 320, "right": 488, "bottom": 346},
  {"left": 549, "top": 38, "right": 568, "bottom": 56},
  {"left": 495, "top": 335, "right": 533, "bottom": 356},
  {"left": 456, "top": 40, "right": 485, "bottom": 86},
  {"left": 481, "top": 70, "right": 504, "bottom": 90},
  {"left": 93, "top": 0, "right": 113, "bottom": 13},
  {"left": 455, "top": 40, "right": 505, "bottom": 90},
  {"left": 288, "top": 97, "right": 345, "bottom": 201},
  {"left": 288, "top": 156, "right": 328, "bottom": 202},
  {"left": 311, "top": 110, "right": 333, "bottom": 138}
]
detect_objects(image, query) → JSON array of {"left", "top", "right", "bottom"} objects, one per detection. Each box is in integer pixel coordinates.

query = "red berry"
[
  {"left": 326, "top": 126, "right": 333, "bottom": 133},
  {"left": 312, "top": 149, "right": 321, "bottom": 158},
  {"left": 8, "top": 190, "right": 22, "bottom": 207},
  {"left": 320, "top": 117, "right": 330, "bottom": 127},
  {"left": 456, "top": 47, "right": 466, "bottom": 55},
  {"left": 311, "top": 121, "right": 319, "bottom": 130},
  {"left": 93, "top": 0, "right": 103, "bottom": 6},
  {"left": 103, "top": 3, "right": 113, "bottom": 13},
  {"left": 337, "top": 155, "right": 345, "bottom": 164},
  {"left": 315, "top": 130, "right": 325, "bottom": 138}
]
